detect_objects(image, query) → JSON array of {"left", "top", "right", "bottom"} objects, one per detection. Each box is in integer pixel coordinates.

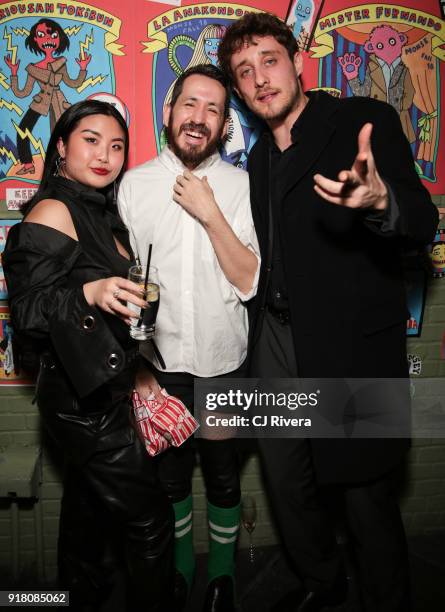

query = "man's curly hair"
[{"left": 218, "top": 12, "right": 298, "bottom": 82}]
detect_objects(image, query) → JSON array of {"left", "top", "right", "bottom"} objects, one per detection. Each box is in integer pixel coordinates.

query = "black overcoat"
[{"left": 247, "top": 90, "right": 438, "bottom": 483}]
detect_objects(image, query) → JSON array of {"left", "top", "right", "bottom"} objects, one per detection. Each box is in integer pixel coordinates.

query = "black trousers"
[
  {"left": 251, "top": 312, "right": 342, "bottom": 592},
  {"left": 17, "top": 108, "right": 40, "bottom": 164},
  {"left": 37, "top": 361, "right": 174, "bottom": 612},
  {"left": 152, "top": 367, "right": 244, "bottom": 508},
  {"left": 251, "top": 312, "right": 410, "bottom": 610},
  {"left": 336, "top": 476, "right": 410, "bottom": 612}
]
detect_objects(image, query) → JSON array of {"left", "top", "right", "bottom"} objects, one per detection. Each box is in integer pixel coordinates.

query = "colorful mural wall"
[
  {"left": 1, "top": 1, "right": 443, "bottom": 193},
  {"left": 0, "top": 0, "right": 444, "bottom": 379}
]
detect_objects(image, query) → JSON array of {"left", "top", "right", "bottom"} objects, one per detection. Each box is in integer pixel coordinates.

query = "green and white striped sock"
[
  {"left": 207, "top": 501, "right": 240, "bottom": 583},
  {"left": 173, "top": 495, "right": 195, "bottom": 589}
]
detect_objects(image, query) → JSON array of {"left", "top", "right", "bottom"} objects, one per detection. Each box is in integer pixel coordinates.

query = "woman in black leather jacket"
[{"left": 3, "top": 100, "right": 174, "bottom": 611}]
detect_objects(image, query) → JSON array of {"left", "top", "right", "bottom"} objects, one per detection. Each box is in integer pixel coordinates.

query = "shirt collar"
[
  {"left": 159, "top": 145, "right": 221, "bottom": 176},
  {"left": 375, "top": 56, "right": 401, "bottom": 71},
  {"left": 289, "top": 91, "right": 319, "bottom": 143}
]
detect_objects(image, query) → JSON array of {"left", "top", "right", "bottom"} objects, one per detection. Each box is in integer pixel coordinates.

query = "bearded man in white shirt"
[{"left": 118, "top": 64, "right": 259, "bottom": 612}]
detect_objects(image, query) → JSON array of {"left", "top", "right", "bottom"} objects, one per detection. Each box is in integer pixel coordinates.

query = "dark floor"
[
  {"left": 185, "top": 533, "right": 445, "bottom": 612},
  {"left": 1, "top": 534, "right": 444, "bottom": 611}
]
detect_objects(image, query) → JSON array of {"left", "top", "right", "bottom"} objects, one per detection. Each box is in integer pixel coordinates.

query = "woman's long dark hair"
[{"left": 22, "top": 100, "right": 130, "bottom": 215}]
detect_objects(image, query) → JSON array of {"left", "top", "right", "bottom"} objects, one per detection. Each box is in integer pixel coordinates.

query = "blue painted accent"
[
  {"left": 325, "top": 40, "right": 332, "bottom": 86},
  {"left": 358, "top": 45, "right": 366, "bottom": 83},
  {"left": 336, "top": 34, "right": 344, "bottom": 91},
  {"left": 411, "top": 105, "right": 418, "bottom": 138}
]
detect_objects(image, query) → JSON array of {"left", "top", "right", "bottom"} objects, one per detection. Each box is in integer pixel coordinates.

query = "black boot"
[
  {"left": 270, "top": 572, "right": 348, "bottom": 612},
  {"left": 174, "top": 571, "right": 189, "bottom": 611},
  {"left": 202, "top": 575, "right": 235, "bottom": 612}
]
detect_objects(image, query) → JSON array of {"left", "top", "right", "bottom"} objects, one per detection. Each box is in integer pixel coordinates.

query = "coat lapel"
[
  {"left": 248, "top": 91, "right": 339, "bottom": 254},
  {"left": 369, "top": 56, "right": 386, "bottom": 97},
  {"left": 390, "top": 61, "right": 405, "bottom": 88},
  {"left": 281, "top": 91, "right": 338, "bottom": 199}
]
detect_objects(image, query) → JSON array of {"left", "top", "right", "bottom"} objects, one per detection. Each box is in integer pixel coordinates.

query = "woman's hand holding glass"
[{"left": 83, "top": 276, "right": 147, "bottom": 324}]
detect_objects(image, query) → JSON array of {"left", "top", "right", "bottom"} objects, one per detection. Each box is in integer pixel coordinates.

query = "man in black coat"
[{"left": 218, "top": 12, "right": 438, "bottom": 612}]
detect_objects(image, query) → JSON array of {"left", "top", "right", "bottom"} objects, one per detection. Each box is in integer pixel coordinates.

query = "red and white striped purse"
[{"left": 132, "top": 389, "right": 199, "bottom": 456}]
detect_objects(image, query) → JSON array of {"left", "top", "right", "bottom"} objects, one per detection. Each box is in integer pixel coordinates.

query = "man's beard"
[
  {"left": 167, "top": 118, "right": 224, "bottom": 168},
  {"left": 261, "top": 93, "right": 298, "bottom": 123},
  {"left": 254, "top": 81, "right": 300, "bottom": 123}
]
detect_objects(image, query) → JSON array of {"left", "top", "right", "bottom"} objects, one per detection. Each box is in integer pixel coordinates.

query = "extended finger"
[
  {"left": 109, "top": 298, "right": 140, "bottom": 321},
  {"left": 357, "top": 123, "right": 373, "bottom": 158},
  {"left": 313, "top": 184, "right": 344, "bottom": 206},
  {"left": 313, "top": 184, "right": 360, "bottom": 207},
  {"left": 352, "top": 154, "right": 369, "bottom": 181},
  {"left": 117, "top": 278, "right": 147, "bottom": 295},
  {"left": 313, "top": 173, "right": 350, "bottom": 195},
  {"left": 112, "top": 288, "right": 147, "bottom": 310},
  {"left": 337, "top": 169, "right": 361, "bottom": 186}
]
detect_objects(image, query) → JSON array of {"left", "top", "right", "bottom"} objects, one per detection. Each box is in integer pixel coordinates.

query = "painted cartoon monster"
[
  {"left": 338, "top": 25, "right": 415, "bottom": 143},
  {"left": 4, "top": 18, "right": 91, "bottom": 175},
  {"left": 292, "top": 0, "right": 314, "bottom": 39}
]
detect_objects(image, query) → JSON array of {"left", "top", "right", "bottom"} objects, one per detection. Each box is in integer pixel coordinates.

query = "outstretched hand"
[
  {"left": 313, "top": 123, "right": 388, "bottom": 211},
  {"left": 337, "top": 52, "right": 362, "bottom": 81},
  {"left": 76, "top": 53, "right": 91, "bottom": 70},
  {"left": 5, "top": 54, "right": 19, "bottom": 76}
]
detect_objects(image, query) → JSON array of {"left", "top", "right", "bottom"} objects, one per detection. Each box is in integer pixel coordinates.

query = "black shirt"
[{"left": 266, "top": 98, "right": 313, "bottom": 312}]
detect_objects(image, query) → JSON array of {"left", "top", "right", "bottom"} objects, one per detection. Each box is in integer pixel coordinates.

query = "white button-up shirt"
[{"left": 118, "top": 146, "right": 260, "bottom": 377}]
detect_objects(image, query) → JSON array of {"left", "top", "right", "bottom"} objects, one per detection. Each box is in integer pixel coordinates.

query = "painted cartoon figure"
[
  {"left": 165, "top": 24, "right": 228, "bottom": 105},
  {"left": 164, "top": 23, "right": 261, "bottom": 168},
  {"left": 431, "top": 241, "right": 445, "bottom": 275},
  {"left": 292, "top": 0, "right": 314, "bottom": 41},
  {"left": 204, "top": 36, "right": 220, "bottom": 66},
  {"left": 0, "top": 321, "right": 14, "bottom": 376},
  {"left": 338, "top": 25, "right": 415, "bottom": 143},
  {"left": 4, "top": 19, "right": 91, "bottom": 175}
]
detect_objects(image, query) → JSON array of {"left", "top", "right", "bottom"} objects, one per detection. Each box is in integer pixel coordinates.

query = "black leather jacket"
[{"left": 3, "top": 177, "right": 136, "bottom": 398}]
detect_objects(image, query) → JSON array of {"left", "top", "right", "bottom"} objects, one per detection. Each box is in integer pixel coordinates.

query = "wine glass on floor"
[{"left": 241, "top": 495, "right": 257, "bottom": 563}]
